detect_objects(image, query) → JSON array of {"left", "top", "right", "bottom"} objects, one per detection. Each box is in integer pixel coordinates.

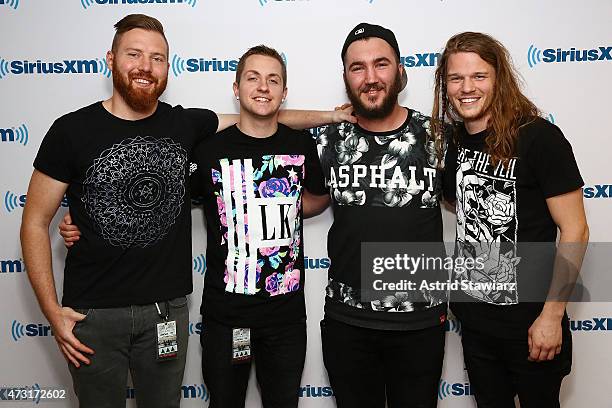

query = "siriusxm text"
[
  {"left": 8, "top": 60, "right": 101, "bottom": 75},
  {"left": 542, "top": 46, "right": 611, "bottom": 63}
]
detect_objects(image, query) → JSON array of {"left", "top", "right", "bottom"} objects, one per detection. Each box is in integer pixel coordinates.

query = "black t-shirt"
[
  {"left": 316, "top": 109, "right": 453, "bottom": 330},
  {"left": 192, "top": 124, "right": 327, "bottom": 328},
  {"left": 34, "top": 102, "right": 218, "bottom": 308},
  {"left": 447, "top": 117, "right": 584, "bottom": 337}
]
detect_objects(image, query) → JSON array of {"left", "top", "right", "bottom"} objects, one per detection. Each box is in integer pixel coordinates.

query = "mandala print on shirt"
[{"left": 82, "top": 136, "right": 187, "bottom": 248}]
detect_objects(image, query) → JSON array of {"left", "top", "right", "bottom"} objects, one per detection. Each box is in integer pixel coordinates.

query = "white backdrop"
[{"left": 1, "top": 0, "right": 611, "bottom": 406}]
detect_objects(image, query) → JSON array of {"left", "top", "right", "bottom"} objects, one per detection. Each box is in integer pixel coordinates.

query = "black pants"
[
  {"left": 461, "top": 326, "right": 572, "bottom": 408},
  {"left": 321, "top": 317, "right": 445, "bottom": 408},
  {"left": 200, "top": 318, "right": 306, "bottom": 408}
]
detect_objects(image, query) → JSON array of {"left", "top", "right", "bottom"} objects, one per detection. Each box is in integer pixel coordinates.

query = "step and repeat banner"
[{"left": 1, "top": 0, "right": 610, "bottom": 406}]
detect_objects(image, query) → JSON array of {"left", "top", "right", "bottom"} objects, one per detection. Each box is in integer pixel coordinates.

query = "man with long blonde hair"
[{"left": 433, "top": 32, "right": 589, "bottom": 407}]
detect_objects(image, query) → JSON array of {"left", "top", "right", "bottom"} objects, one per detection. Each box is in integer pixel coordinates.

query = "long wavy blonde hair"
[{"left": 431, "top": 32, "right": 540, "bottom": 165}]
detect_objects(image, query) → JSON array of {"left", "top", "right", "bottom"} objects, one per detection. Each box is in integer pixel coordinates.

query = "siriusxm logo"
[
  {"left": 438, "top": 380, "right": 473, "bottom": 400},
  {"left": 583, "top": 185, "right": 612, "bottom": 199},
  {"left": 1, "top": 259, "right": 25, "bottom": 273},
  {"left": 0, "top": 0, "right": 19, "bottom": 10},
  {"left": 4, "top": 191, "right": 26, "bottom": 213},
  {"left": 570, "top": 318, "right": 612, "bottom": 331},
  {"left": 188, "top": 321, "right": 203, "bottom": 336},
  {"left": 528, "top": 44, "right": 612, "bottom": 68},
  {"left": 445, "top": 317, "right": 462, "bottom": 335},
  {"left": 193, "top": 254, "right": 206, "bottom": 275},
  {"left": 299, "top": 385, "right": 334, "bottom": 398},
  {"left": 0, "top": 57, "right": 111, "bottom": 79},
  {"left": 126, "top": 384, "right": 209, "bottom": 400},
  {"left": 81, "top": 0, "right": 196, "bottom": 9},
  {"left": 4, "top": 192, "right": 69, "bottom": 213},
  {"left": 304, "top": 256, "right": 330, "bottom": 270},
  {"left": 0, "top": 124, "right": 29, "bottom": 146},
  {"left": 171, "top": 52, "right": 286, "bottom": 77},
  {"left": 11, "top": 320, "right": 53, "bottom": 342},
  {"left": 181, "top": 384, "right": 209, "bottom": 400},
  {"left": 171, "top": 55, "right": 238, "bottom": 77},
  {"left": 401, "top": 52, "right": 440, "bottom": 68}
]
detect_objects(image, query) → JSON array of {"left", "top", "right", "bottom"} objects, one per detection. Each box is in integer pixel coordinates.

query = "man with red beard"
[
  {"left": 20, "top": 14, "right": 349, "bottom": 408},
  {"left": 315, "top": 23, "right": 454, "bottom": 407}
]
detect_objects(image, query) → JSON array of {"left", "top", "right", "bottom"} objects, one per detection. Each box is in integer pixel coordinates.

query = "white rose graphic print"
[
  {"left": 455, "top": 148, "right": 520, "bottom": 305},
  {"left": 82, "top": 136, "right": 187, "bottom": 248}
]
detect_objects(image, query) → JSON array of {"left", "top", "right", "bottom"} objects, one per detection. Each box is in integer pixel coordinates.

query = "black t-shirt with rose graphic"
[
  {"left": 316, "top": 109, "right": 454, "bottom": 331},
  {"left": 447, "top": 117, "right": 584, "bottom": 337}
]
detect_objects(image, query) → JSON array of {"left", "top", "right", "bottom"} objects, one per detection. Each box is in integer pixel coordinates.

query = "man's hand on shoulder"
[{"left": 332, "top": 104, "right": 356, "bottom": 124}]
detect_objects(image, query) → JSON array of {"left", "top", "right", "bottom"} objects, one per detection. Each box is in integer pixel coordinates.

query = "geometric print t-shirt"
[
  {"left": 33, "top": 102, "right": 219, "bottom": 308},
  {"left": 192, "top": 124, "right": 327, "bottom": 328}
]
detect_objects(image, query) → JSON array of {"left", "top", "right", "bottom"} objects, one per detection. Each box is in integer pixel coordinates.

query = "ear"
[
  {"left": 282, "top": 87, "right": 288, "bottom": 102},
  {"left": 399, "top": 64, "right": 407, "bottom": 90},
  {"left": 233, "top": 82, "right": 239, "bottom": 99},
  {"left": 106, "top": 51, "right": 114, "bottom": 72}
]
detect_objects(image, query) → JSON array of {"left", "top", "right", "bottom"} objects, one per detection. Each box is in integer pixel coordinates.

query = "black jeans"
[
  {"left": 69, "top": 297, "right": 189, "bottom": 408},
  {"left": 460, "top": 325, "right": 572, "bottom": 408},
  {"left": 200, "top": 318, "right": 306, "bottom": 408},
  {"left": 320, "top": 317, "right": 445, "bottom": 408}
]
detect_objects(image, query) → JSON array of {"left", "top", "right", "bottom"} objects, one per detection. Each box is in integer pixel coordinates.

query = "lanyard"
[{"left": 155, "top": 301, "right": 170, "bottom": 322}]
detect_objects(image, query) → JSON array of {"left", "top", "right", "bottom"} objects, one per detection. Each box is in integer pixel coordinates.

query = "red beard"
[{"left": 112, "top": 60, "right": 167, "bottom": 113}]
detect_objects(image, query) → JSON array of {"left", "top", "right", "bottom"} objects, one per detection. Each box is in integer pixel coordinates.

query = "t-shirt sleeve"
[
  {"left": 524, "top": 119, "right": 584, "bottom": 198},
  {"left": 441, "top": 127, "right": 457, "bottom": 203},
  {"left": 302, "top": 131, "right": 327, "bottom": 196},
  {"left": 33, "top": 118, "right": 73, "bottom": 183},
  {"left": 185, "top": 108, "right": 219, "bottom": 143}
]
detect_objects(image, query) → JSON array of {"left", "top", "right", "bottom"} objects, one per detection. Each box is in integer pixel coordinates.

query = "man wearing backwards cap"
[{"left": 312, "top": 23, "right": 453, "bottom": 408}]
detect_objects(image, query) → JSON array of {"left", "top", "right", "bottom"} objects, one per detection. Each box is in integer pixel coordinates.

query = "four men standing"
[{"left": 20, "top": 12, "right": 589, "bottom": 408}]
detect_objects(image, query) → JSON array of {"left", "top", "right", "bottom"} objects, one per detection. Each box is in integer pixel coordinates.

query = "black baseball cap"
[
  {"left": 341, "top": 23, "right": 401, "bottom": 63},
  {"left": 341, "top": 22, "right": 407, "bottom": 91}
]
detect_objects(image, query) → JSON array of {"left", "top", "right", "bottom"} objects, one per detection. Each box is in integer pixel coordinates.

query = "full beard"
[
  {"left": 112, "top": 62, "right": 167, "bottom": 113},
  {"left": 344, "top": 70, "right": 402, "bottom": 120}
]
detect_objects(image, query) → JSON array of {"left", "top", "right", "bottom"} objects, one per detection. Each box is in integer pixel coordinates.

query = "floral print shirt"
[
  {"left": 317, "top": 109, "right": 452, "bottom": 330},
  {"left": 192, "top": 124, "right": 326, "bottom": 328}
]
